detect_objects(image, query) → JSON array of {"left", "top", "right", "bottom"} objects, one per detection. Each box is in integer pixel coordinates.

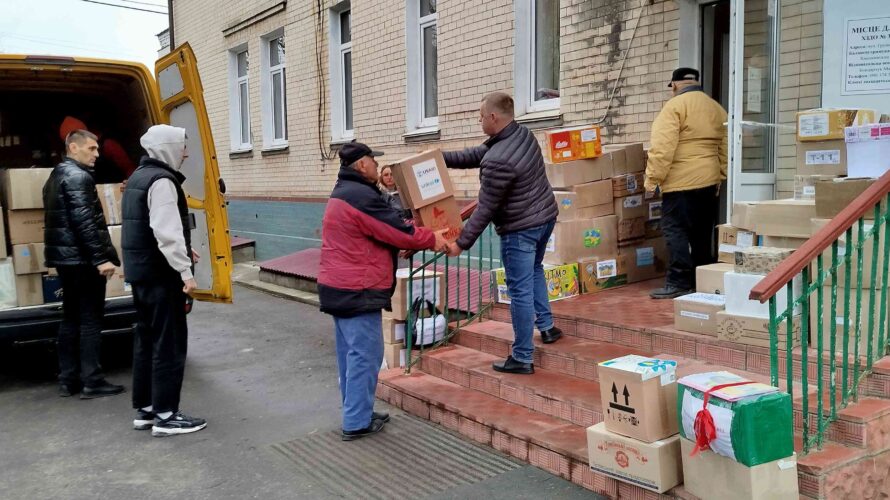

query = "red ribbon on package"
[{"left": 690, "top": 380, "right": 757, "bottom": 457}]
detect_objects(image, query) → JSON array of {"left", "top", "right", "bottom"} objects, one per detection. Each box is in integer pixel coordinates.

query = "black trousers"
[
  {"left": 57, "top": 265, "right": 108, "bottom": 387},
  {"left": 661, "top": 185, "right": 719, "bottom": 290},
  {"left": 131, "top": 279, "right": 189, "bottom": 413}
]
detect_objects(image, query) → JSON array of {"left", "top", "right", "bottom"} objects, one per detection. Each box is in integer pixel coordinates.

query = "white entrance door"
[{"left": 727, "top": 0, "right": 778, "bottom": 212}]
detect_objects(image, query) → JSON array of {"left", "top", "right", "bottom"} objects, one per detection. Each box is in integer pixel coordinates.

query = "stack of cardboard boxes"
[
  {"left": 794, "top": 108, "right": 876, "bottom": 196},
  {"left": 391, "top": 149, "right": 463, "bottom": 244},
  {"left": 541, "top": 125, "right": 667, "bottom": 298},
  {"left": 380, "top": 269, "right": 446, "bottom": 370},
  {"left": 586, "top": 354, "right": 683, "bottom": 494},
  {"left": 677, "top": 371, "right": 798, "bottom": 499},
  {"left": 0, "top": 170, "right": 130, "bottom": 309}
]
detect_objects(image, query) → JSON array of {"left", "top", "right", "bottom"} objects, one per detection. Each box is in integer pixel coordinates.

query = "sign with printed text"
[{"left": 843, "top": 16, "right": 890, "bottom": 94}]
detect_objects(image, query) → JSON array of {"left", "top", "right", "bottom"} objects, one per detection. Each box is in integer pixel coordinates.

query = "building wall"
[{"left": 173, "top": 0, "right": 821, "bottom": 258}]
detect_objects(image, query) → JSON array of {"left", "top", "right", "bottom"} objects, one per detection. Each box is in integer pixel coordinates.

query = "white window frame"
[
  {"left": 329, "top": 5, "right": 354, "bottom": 142},
  {"left": 514, "top": 0, "right": 561, "bottom": 116},
  {"left": 406, "top": 0, "right": 439, "bottom": 133},
  {"left": 227, "top": 45, "right": 252, "bottom": 152},
  {"left": 261, "top": 29, "right": 288, "bottom": 149}
]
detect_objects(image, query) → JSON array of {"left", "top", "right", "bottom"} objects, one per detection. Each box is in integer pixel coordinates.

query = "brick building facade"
[{"left": 170, "top": 0, "right": 833, "bottom": 260}]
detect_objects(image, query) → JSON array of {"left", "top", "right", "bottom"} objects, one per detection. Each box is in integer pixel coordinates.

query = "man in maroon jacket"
[{"left": 318, "top": 142, "right": 448, "bottom": 441}]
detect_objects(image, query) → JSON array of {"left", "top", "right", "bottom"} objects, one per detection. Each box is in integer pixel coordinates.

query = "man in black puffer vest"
[
  {"left": 44, "top": 129, "right": 124, "bottom": 399},
  {"left": 122, "top": 124, "right": 205, "bottom": 438},
  {"left": 443, "top": 92, "right": 562, "bottom": 375}
]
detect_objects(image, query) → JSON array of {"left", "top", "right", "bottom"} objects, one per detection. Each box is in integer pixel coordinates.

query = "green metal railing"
[
  {"left": 751, "top": 172, "right": 890, "bottom": 453},
  {"left": 403, "top": 203, "right": 499, "bottom": 371}
]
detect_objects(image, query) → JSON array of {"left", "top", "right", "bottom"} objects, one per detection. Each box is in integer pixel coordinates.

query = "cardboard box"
[
  {"left": 644, "top": 219, "right": 662, "bottom": 239},
  {"left": 846, "top": 125, "right": 890, "bottom": 178},
  {"left": 647, "top": 199, "right": 662, "bottom": 221},
  {"left": 108, "top": 225, "right": 122, "bottom": 259},
  {"left": 390, "top": 269, "right": 445, "bottom": 321},
  {"left": 605, "top": 143, "right": 645, "bottom": 175},
  {"left": 0, "top": 259, "right": 16, "bottom": 309},
  {"left": 586, "top": 422, "right": 682, "bottom": 494},
  {"left": 717, "top": 224, "right": 757, "bottom": 263},
  {"left": 760, "top": 236, "right": 807, "bottom": 249},
  {"left": 808, "top": 285, "right": 884, "bottom": 357},
  {"left": 545, "top": 157, "right": 615, "bottom": 189},
  {"left": 42, "top": 274, "right": 62, "bottom": 303},
  {"left": 724, "top": 272, "right": 801, "bottom": 318},
  {"left": 382, "top": 317, "right": 406, "bottom": 344},
  {"left": 795, "top": 140, "right": 847, "bottom": 176},
  {"left": 412, "top": 196, "right": 463, "bottom": 242},
  {"left": 613, "top": 194, "right": 647, "bottom": 220},
  {"left": 612, "top": 173, "right": 645, "bottom": 197},
  {"left": 730, "top": 202, "right": 756, "bottom": 231},
  {"left": 15, "top": 273, "right": 43, "bottom": 306},
  {"left": 576, "top": 204, "right": 614, "bottom": 219},
  {"left": 572, "top": 179, "right": 613, "bottom": 208},
  {"left": 391, "top": 149, "right": 455, "bottom": 209},
  {"left": 494, "top": 263, "right": 580, "bottom": 304},
  {"left": 618, "top": 238, "right": 668, "bottom": 283},
  {"left": 97, "top": 183, "right": 123, "bottom": 225},
  {"left": 815, "top": 177, "right": 876, "bottom": 220},
  {"left": 796, "top": 108, "right": 876, "bottom": 142},
  {"left": 734, "top": 246, "right": 794, "bottom": 275},
  {"left": 0, "top": 168, "right": 53, "bottom": 210},
  {"left": 544, "top": 216, "right": 618, "bottom": 265},
  {"left": 383, "top": 342, "right": 406, "bottom": 369},
  {"left": 811, "top": 218, "right": 885, "bottom": 288},
  {"left": 681, "top": 439, "right": 798, "bottom": 500},
  {"left": 749, "top": 199, "right": 816, "bottom": 238},
  {"left": 578, "top": 256, "right": 627, "bottom": 294},
  {"left": 674, "top": 293, "right": 726, "bottom": 336},
  {"left": 617, "top": 217, "right": 646, "bottom": 241},
  {"left": 696, "top": 263, "right": 734, "bottom": 295},
  {"left": 553, "top": 191, "right": 577, "bottom": 222},
  {"left": 6, "top": 209, "right": 45, "bottom": 245},
  {"left": 12, "top": 243, "right": 47, "bottom": 275},
  {"left": 106, "top": 271, "right": 131, "bottom": 298},
  {"left": 543, "top": 125, "right": 602, "bottom": 164},
  {"left": 679, "top": 373, "right": 794, "bottom": 466},
  {"left": 793, "top": 174, "right": 837, "bottom": 200},
  {"left": 598, "top": 354, "right": 679, "bottom": 443},
  {"left": 717, "top": 311, "right": 801, "bottom": 349}
]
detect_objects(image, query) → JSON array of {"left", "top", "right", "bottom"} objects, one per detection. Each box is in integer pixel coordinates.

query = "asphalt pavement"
[{"left": 0, "top": 286, "right": 597, "bottom": 500}]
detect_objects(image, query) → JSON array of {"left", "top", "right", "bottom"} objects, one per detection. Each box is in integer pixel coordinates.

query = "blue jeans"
[
  {"left": 333, "top": 311, "right": 384, "bottom": 431},
  {"left": 500, "top": 221, "right": 556, "bottom": 364}
]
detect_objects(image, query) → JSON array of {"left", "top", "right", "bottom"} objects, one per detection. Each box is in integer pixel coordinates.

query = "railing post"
[
  {"left": 830, "top": 242, "right": 839, "bottom": 420},
  {"left": 843, "top": 227, "right": 853, "bottom": 405},
  {"left": 815, "top": 257, "right": 824, "bottom": 449},
  {"left": 801, "top": 267, "right": 810, "bottom": 452},
  {"left": 769, "top": 296, "right": 779, "bottom": 388},
  {"left": 854, "top": 219, "right": 865, "bottom": 399}
]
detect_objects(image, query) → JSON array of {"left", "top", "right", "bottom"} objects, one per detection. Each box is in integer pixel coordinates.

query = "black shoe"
[
  {"left": 152, "top": 411, "right": 207, "bottom": 437},
  {"left": 80, "top": 381, "right": 125, "bottom": 399},
  {"left": 133, "top": 409, "right": 156, "bottom": 430},
  {"left": 492, "top": 355, "right": 534, "bottom": 375},
  {"left": 540, "top": 327, "right": 563, "bottom": 344},
  {"left": 342, "top": 419, "right": 386, "bottom": 441},
  {"left": 59, "top": 383, "right": 81, "bottom": 397},
  {"left": 649, "top": 286, "right": 693, "bottom": 300},
  {"left": 372, "top": 411, "right": 391, "bottom": 423}
]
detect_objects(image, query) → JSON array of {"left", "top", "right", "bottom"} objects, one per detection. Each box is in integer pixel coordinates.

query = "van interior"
[{"left": 0, "top": 66, "right": 154, "bottom": 183}]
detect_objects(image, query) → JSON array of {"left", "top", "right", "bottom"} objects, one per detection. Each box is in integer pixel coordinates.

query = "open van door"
[{"left": 154, "top": 43, "right": 233, "bottom": 303}]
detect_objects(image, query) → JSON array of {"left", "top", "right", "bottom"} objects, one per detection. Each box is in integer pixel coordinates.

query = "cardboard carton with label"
[
  {"left": 674, "top": 293, "right": 726, "bottom": 336},
  {"left": 681, "top": 439, "right": 799, "bottom": 500},
  {"left": 544, "top": 216, "right": 617, "bottom": 265},
  {"left": 543, "top": 125, "right": 602, "bottom": 164},
  {"left": 12, "top": 243, "right": 47, "bottom": 275},
  {"left": 717, "top": 224, "right": 756, "bottom": 263},
  {"left": 390, "top": 269, "right": 445, "bottom": 321},
  {"left": 390, "top": 150, "right": 455, "bottom": 210},
  {"left": 412, "top": 197, "right": 463, "bottom": 243},
  {"left": 717, "top": 311, "right": 801, "bottom": 349},
  {"left": 578, "top": 256, "right": 627, "bottom": 294},
  {"left": 6, "top": 209, "right": 45, "bottom": 245},
  {"left": 98, "top": 183, "right": 124, "bottom": 225},
  {"left": 553, "top": 191, "right": 577, "bottom": 222},
  {"left": 598, "top": 354, "right": 679, "bottom": 443},
  {"left": 796, "top": 108, "right": 876, "bottom": 142},
  {"left": 696, "top": 262, "right": 734, "bottom": 295},
  {"left": 612, "top": 173, "right": 645, "bottom": 198},
  {"left": 734, "top": 247, "right": 794, "bottom": 275},
  {"left": 0, "top": 168, "right": 53, "bottom": 210},
  {"left": 586, "top": 422, "right": 682, "bottom": 494},
  {"left": 617, "top": 238, "right": 668, "bottom": 283},
  {"left": 795, "top": 140, "right": 847, "bottom": 176},
  {"left": 494, "top": 263, "right": 579, "bottom": 304},
  {"left": 793, "top": 174, "right": 837, "bottom": 200},
  {"left": 845, "top": 123, "right": 890, "bottom": 178}
]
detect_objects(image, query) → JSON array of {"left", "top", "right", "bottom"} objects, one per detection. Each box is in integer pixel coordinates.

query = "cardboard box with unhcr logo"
[{"left": 391, "top": 149, "right": 462, "bottom": 242}]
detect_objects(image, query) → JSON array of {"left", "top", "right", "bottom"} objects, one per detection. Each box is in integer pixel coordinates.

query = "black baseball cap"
[
  {"left": 668, "top": 67, "right": 700, "bottom": 87},
  {"left": 339, "top": 141, "right": 384, "bottom": 166}
]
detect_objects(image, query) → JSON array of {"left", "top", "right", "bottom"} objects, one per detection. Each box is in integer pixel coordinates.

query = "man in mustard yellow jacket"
[{"left": 645, "top": 68, "right": 728, "bottom": 299}]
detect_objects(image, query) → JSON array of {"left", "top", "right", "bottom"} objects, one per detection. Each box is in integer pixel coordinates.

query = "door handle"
[{"left": 218, "top": 178, "right": 227, "bottom": 194}]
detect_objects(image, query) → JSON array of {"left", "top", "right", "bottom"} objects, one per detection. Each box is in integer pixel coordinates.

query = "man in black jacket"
[
  {"left": 443, "top": 92, "right": 561, "bottom": 375},
  {"left": 44, "top": 129, "right": 124, "bottom": 399}
]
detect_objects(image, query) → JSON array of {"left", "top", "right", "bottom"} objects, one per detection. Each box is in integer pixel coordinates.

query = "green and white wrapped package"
[{"left": 678, "top": 371, "right": 793, "bottom": 467}]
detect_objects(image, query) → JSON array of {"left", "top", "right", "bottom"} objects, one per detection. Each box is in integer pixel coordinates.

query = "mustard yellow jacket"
[{"left": 644, "top": 89, "right": 728, "bottom": 193}]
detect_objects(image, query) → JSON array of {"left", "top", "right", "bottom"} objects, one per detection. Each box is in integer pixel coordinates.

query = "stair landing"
[{"left": 378, "top": 283, "right": 890, "bottom": 499}]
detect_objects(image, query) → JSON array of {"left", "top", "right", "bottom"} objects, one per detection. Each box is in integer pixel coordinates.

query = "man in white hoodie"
[{"left": 122, "top": 124, "right": 205, "bottom": 437}]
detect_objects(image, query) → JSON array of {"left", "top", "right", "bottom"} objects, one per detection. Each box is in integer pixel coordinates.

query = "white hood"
[{"left": 140, "top": 125, "right": 187, "bottom": 170}]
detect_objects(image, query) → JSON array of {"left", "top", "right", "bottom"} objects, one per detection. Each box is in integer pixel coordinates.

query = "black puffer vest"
[{"left": 121, "top": 157, "right": 191, "bottom": 284}]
